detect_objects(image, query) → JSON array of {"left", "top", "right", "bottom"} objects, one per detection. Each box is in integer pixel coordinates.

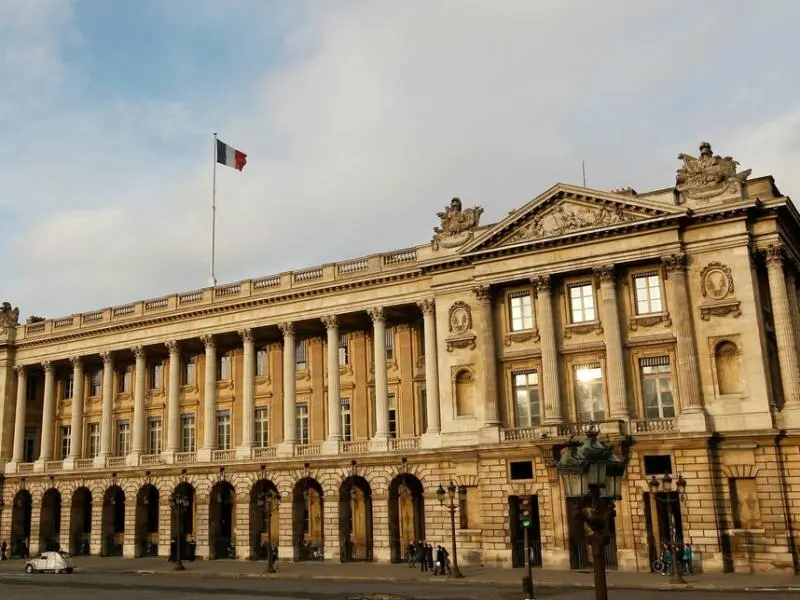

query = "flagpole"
[{"left": 209, "top": 132, "right": 218, "bottom": 288}]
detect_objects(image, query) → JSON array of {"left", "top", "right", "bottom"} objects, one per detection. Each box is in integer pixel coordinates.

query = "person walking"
[
  {"left": 419, "top": 541, "right": 429, "bottom": 572},
  {"left": 442, "top": 545, "right": 452, "bottom": 575},
  {"left": 426, "top": 543, "right": 434, "bottom": 572},
  {"left": 434, "top": 545, "right": 445, "bottom": 575},
  {"left": 407, "top": 541, "right": 416, "bottom": 567},
  {"left": 682, "top": 544, "right": 693, "bottom": 575}
]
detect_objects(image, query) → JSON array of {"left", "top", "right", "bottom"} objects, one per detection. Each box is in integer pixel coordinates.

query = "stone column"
[
  {"left": 98, "top": 351, "right": 114, "bottom": 464},
  {"left": 322, "top": 316, "right": 341, "bottom": 455},
  {"left": 238, "top": 329, "right": 255, "bottom": 458},
  {"left": 662, "top": 253, "right": 707, "bottom": 432},
  {"left": 369, "top": 307, "right": 389, "bottom": 450},
  {"left": 10, "top": 365, "right": 26, "bottom": 464},
  {"left": 765, "top": 245, "right": 800, "bottom": 424},
  {"left": 784, "top": 269, "right": 800, "bottom": 363},
  {"left": 129, "top": 345, "right": 147, "bottom": 465},
  {"left": 66, "top": 356, "right": 85, "bottom": 466},
  {"left": 593, "top": 266, "right": 629, "bottom": 422},
  {"left": 473, "top": 285, "right": 501, "bottom": 439},
  {"left": 35, "top": 361, "right": 56, "bottom": 469},
  {"left": 199, "top": 334, "right": 217, "bottom": 460},
  {"left": 277, "top": 323, "right": 296, "bottom": 456},
  {"left": 532, "top": 275, "right": 563, "bottom": 424},
  {"left": 418, "top": 299, "right": 442, "bottom": 445},
  {"left": 165, "top": 341, "right": 181, "bottom": 457}
]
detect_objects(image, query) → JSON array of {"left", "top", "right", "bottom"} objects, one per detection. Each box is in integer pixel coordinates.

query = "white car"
[{"left": 24, "top": 550, "right": 75, "bottom": 574}]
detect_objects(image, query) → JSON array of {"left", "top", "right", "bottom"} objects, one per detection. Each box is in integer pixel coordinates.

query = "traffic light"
[{"left": 519, "top": 496, "right": 532, "bottom": 528}]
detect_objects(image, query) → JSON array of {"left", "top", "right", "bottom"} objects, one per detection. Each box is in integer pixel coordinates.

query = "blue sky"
[{"left": 3, "top": 0, "right": 800, "bottom": 319}]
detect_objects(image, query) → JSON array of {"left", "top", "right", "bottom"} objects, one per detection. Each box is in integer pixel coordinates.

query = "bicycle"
[{"left": 651, "top": 558, "right": 665, "bottom": 573}]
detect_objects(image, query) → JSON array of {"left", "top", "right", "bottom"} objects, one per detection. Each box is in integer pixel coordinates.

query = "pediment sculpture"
[
  {"left": 676, "top": 142, "right": 751, "bottom": 201},
  {"left": 432, "top": 197, "right": 484, "bottom": 250},
  {"left": 506, "top": 200, "right": 637, "bottom": 244}
]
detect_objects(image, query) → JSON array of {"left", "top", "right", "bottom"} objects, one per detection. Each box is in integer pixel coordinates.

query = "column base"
[
  {"left": 93, "top": 455, "right": 108, "bottom": 468},
  {"left": 478, "top": 425, "right": 501, "bottom": 444},
  {"left": 196, "top": 448, "right": 213, "bottom": 463},
  {"left": 321, "top": 439, "right": 341, "bottom": 455},
  {"left": 420, "top": 432, "right": 442, "bottom": 449},
  {"left": 126, "top": 452, "right": 142, "bottom": 467},
  {"left": 62, "top": 457, "right": 76, "bottom": 470},
  {"left": 123, "top": 544, "right": 136, "bottom": 558},
  {"left": 678, "top": 409, "right": 709, "bottom": 433},
  {"left": 778, "top": 405, "right": 800, "bottom": 429},
  {"left": 160, "top": 450, "right": 176, "bottom": 464},
  {"left": 370, "top": 436, "right": 389, "bottom": 452},
  {"left": 276, "top": 441, "right": 295, "bottom": 457},
  {"left": 4, "top": 461, "right": 18, "bottom": 475},
  {"left": 33, "top": 459, "right": 46, "bottom": 472},
  {"left": 235, "top": 445, "right": 253, "bottom": 460},
  {"left": 601, "top": 419, "right": 626, "bottom": 435}
]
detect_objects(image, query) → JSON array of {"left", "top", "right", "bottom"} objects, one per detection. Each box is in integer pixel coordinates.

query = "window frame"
[
  {"left": 180, "top": 413, "right": 196, "bottom": 452},
  {"left": 295, "top": 403, "right": 309, "bottom": 444},
  {"left": 87, "top": 422, "right": 101, "bottom": 458},
  {"left": 295, "top": 340, "right": 308, "bottom": 372},
  {"left": 340, "top": 398, "right": 352, "bottom": 442},
  {"left": 638, "top": 355, "right": 676, "bottom": 419},
  {"left": 571, "top": 360, "right": 607, "bottom": 423},
  {"left": 60, "top": 425, "right": 72, "bottom": 459},
  {"left": 90, "top": 368, "right": 103, "bottom": 397},
  {"left": 387, "top": 393, "right": 397, "bottom": 439},
  {"left": 216, "top": 410, "right": 232, "bottom": 450},
  {"left": 511, "top": 368, "right": 542, "bottom": 428},
  {"left": 148, "top": 362, "right": 163, "bottom": 390},
  {"left": 254, "top": 406, "right": 269, "bottom": 447},
  {"left": 115, "top": 420, "right": 131, "bottom": 457},
  {"left": 567, "top": 281, "right": 597, "bottom": 324}
]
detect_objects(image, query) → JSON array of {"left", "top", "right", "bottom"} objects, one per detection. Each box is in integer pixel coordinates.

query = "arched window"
[
  {"left": 715, "top": 340, "right": 742, "bottom": 395},
  {"left": 454, "top": 369, "right": 475, "bottom": 417}
]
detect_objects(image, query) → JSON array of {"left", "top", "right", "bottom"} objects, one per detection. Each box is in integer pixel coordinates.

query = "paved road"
[{"left": 0, "top": 572, "right": 798, "bottom": 600}]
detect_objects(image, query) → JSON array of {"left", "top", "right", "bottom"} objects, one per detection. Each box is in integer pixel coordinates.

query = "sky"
[{"left": 3, "top": 0, "right": 800, "bottom": 320}]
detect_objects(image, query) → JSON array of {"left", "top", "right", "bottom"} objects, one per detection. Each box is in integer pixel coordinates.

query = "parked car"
[{"left": 24, "top": 551, "right": 75, "bottom": 574}]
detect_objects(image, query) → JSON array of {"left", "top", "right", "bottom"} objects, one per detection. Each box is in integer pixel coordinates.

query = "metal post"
[
  {"left": 174, "top": 502, "right": 185, "bottom": 571},
  {"left": 448, "top": 498, "right": 463, "bottom": 578},
  {"left": 264, "top": 498, "right": 275, "bottom": 574},
  {"left": 666, "top": 496, "right": 685, "bottom": 584},
  {"left": 209, "top": 132, "right": 218, "bottom": 288},
  {"left": 523, "top": 524, "right": 535, "bottom": 599},
  {"left": 589, "top": 486, "right": 607, "bottom": 600}
]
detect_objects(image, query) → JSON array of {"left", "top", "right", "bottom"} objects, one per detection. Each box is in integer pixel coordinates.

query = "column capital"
[
  {"left": 200, "top": 334, "right": 216, "bottom": 349},
  {"left": 417, "top": 299, "right": 436, "bottom": 316},
  {"left": 131, "top": 345, "right": 146, "bottom": 359},
  {"left": 592, "top": 265, "right": 615, "bottom": 284},
  {"left": 12, "top": 364, "right": 25, "bottom": 375},
  {"left": 661, "top": 252, "right": 688, "bottom": 273},
  {"left": 367, "top": 307, "right": 385, "bottom": 324},
  {"left": 278, "top": 322, "right": 295, "bottom": 337},
  {"left": 321, "top": 315, "right": 338, "bottom": 330},
  {"left": 165, "top": 340, "right": 180, "bottom": 355},
  {"left": 472, "top": 284, "right": 491, "bottom": 303},
  {"left": 238, "top": 328, "right": 254, "bottom": 343},
  {"left": 41, "top": 360, "right": 54, "bottom": 373},
  {"left": 69, "top": 356, "right": 83, "bottom": 369},
  {"left": 531, "top": 274, "right": 551, "bottom": 293},
  {"left": 764, "top": 242, "right": 786, "bottom": 266},
  {"left": 100, "top": 351, "right": 113, "bottom": 364}
]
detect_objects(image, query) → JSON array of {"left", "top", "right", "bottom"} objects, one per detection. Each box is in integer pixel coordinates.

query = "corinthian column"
[
  {"left": 369, "top": 307, "right": 389, "bottom": 450},
  {"left": 35, "top": 361, "right": 56, "bottom": 469},
  {"left": 277, "top": 322, "right": 296, "bottom": 456},
  {"left": 418, "top": 299, "right": 442, "bottom": 441},
  {"left": 238, "top": 329, "right": 255, "bottom": 458},
  {"left": 11, "top": 365, "right": 26, "bottom": 464},
  {"left": 532, "top": 275, "right": 563, "bottom": 424},
  {"left": 199, "top": 335, "right": 217, "bottom": 459},
  {"left": 764, "top": 244, "right": 800, "bottom": 418},
  {"left": 66, "top": 356, "right": 85, "bottom": 465},
  {"left": 593, "top": 266, "right": 629, "bottom": 422},
  {"left": 784, "top": 268, "right": 800, "bottom": 364},
  {"left": 473, "top": 285, "right": 501, "bottom": 434},
  {"left": 165, "top": 341, "right": 181, "bottom": 456},
  {"left": 321, "top": 316, "right": 342, "bottom": 455},
  {"left": 98, "top": 352, "right": 114, "bottom": 462},
  {"left": 129, "top": 346, "right": 147, "bottom": 464},
  {"left": 662, "top": 253, "right": 707, "bottom": 432}
]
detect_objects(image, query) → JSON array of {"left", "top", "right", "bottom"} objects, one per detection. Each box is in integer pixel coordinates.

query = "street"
[{"left": 0, "top": 572, "right": 798, "bottom": 600}]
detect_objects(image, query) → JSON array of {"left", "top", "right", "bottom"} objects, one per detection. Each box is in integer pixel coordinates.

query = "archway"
[
  {"left": 135, "top": 484, "right": 159, "bottom": 557},
  {"left": 102, "top": 486, "right": 126, "bottom": 557},
  {"left": 339, "top": 476, "right": 373, "bottom": 562},
  {"left": 292, "top": 477, "right": 324, "bottom": 561},
  {"left": 10, "top": 489, "right": 32, "bottom": 557},
  {"left": 249, "top": 479, "right": 280, "bottom": 560},
  {"left": 388, "top": 474, "right": 425, "bottom": 563},
  {"left": 209, "top": 481, "right": 235, "bottom": 559},
  {"left": 39, "top": 488, "right": 62, "bottom": 552},
  {"left": 69, "top": 487, "right": 92, "bottom": 555},
  {"left": 170, "top": 482, "right": 195, "bottom": 561}
]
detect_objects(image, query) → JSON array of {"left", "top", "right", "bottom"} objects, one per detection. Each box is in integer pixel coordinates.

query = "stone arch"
[
  {"left": 249, "top": 478, "right": 280, "bottom": 561},
  {"left": 292, "top": 477, "right": 324, "bottom": 561},
  {"left": 453, "top": 367, "right": 476, "bottom": 417},
  {"left": 387, "top": 472, "right": 425, "bottom": 563},
  {"left": 39, "top": 487, "right": 62, "bottom": 552},
  {"left": 69, "top": 486, "right": 92, "bottom": 555},
  {"left": 209, "top": 480, "right": 236, "bottom": 559},
  {"left": 714, "top": 339, "right": 743, "bottom": 395},
  {"left": 339, "top": 475, "right": 373, "bottom": 562},
  {"left": 10, "top": 489, "right": 32, "bottom": 557},
  {"left": 102, "top": 485, "right": 126, "bottom": 557},
  {"left": 721, "top": 464, "right": 760, "bottom": 479},
  {"left": 170, "top": 481, "right": 196, "bottom": 560}
]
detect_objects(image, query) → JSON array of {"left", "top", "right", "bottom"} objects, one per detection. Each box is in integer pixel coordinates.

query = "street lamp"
[
  {"left": 436, "top": 481, "right": 465, "bottom": 579},
  {"left": 647, "top": 473, "right": 687, "bottom": 584},
  {"left": 172, "top": 491, "right": 190, "bottom": 571},
  {"left": 257, "top": 488, "right": 278, "bottom": 574},
  {"left": 555, "top": 429, "right": 626, "bottom": 600}
]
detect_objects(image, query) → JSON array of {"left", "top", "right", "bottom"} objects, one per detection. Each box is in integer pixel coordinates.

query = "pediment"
[{"left": 462, "top": 184, "right": 686, "bottom": 253}]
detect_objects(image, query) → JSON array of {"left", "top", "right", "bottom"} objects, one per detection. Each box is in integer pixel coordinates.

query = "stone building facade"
[{"left": 0, "top": 142, "right": 799, "bottom": 574}]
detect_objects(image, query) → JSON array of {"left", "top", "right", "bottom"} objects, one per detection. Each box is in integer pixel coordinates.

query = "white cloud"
[{"left": 4, "top": 0, "right": 800, "bottom": 319}]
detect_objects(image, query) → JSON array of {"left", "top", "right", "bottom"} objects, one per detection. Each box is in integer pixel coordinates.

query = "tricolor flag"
[{"left": 216, "top": 139, "right": 247, "bottom": 171}]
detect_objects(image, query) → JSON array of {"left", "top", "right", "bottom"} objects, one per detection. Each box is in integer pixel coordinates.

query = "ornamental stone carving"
[
  {"left": 432, "top": 197, "right": 484, "bottom": 250},
  {"left": 446, "top": 301, "right": 476, "bottom": 352},
  {"left": 676, "top": 142, "right": 751, "bottom": 201},
  {"left": 0, "top": 301, "right": 19, "bottom": 340},
  {"left": 699, "top": 261, "right": 741, "bottom": 321},
  {"left": 508, "top": 200, "right": 636, "bottom": 243},
  {"left": 417, "top": 299, "right": 436, "bottom": 316}
]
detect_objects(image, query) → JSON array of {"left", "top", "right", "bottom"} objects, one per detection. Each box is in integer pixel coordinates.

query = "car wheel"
[{"left": 25, "top": 564, "right": 33, "bottom": 573}]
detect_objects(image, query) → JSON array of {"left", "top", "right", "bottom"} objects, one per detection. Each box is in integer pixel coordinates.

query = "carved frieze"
[
  {"left": 506, "top": 200, "right": 637, "bottom": 244},
  {"left": 628, "top": 313, "right": 672, "bottom": 331},
  {"left": 675, "top": 142, "right": 751, "bottom": 201},
  {"left": 432, "top": 197, "right": 484, "bottom": 250},
  {"left": 699, "top": 261, "right": 741, "bottom": 321},
  {"left": 563, "top": 322, "right": 603, "bottom": 338},
  {"left": 446, "top": 301, "right": 476, "bottom": 352}
]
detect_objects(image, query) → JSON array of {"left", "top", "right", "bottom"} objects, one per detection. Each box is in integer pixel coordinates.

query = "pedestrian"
[
  {"left": 407, "top": 541, "right": 416, "bottom": 567},
  {"left": 682, "top": 544, "right": 692, "bottom": 575},
  {"left": 442, "top": 546, "right": 452, "bottom": 574},
  {"left": 426, "top": 543, "right": 434, "bottom": 572},
  {"left": 0, "top": 540, "right": 6, "bottom": 561},
  {"left": 434, "top": 545, "right": 445, "bottom": 575},
  {"left": 664, "top": 544, "right": 673, "bottom": 576},
  {"left": 420, "top": 541, "right": 428, "bottom": 572}
]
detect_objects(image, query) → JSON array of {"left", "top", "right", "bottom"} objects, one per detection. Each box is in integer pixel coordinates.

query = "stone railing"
[
  {"left": 75, "top": 458, "right": 95, "bottom": 469},
  {"left": 389, "top": 437, "right": 420, "bottom": 451},
  {"left": 174, "top": 452, "right": 196, "bottom": 464},
  {"left": 17, "top": 462, "right": 35, "bottom": 473},
  {"left": 106, "top": 456, "right": 126, "bottom": 468},
  {"left": 502, "top": 427, "right": 543, "bottom": 442},
  {"left": 295, "top": 444, "right": 321, "bottom": 457},
  {"left": 633, "top": 418, "right": 675, "bottom": 433},
  {"left": 18, "top": 244, "right": 426, "bottom": 340},
  {"left": 212, "top": 449, "right": 236, "bottom": 462},
  {"left": 141, "top": 454, "right": 166, "bottom": 466},
  {"left": 341, "top": 440, "right": 371, "bottom": 455},
  {"left": 45, "top": 460, "right": 63, "bottom": 471},
  {"left": 253, "top": 446, "right": 276, "bottom": 459}
]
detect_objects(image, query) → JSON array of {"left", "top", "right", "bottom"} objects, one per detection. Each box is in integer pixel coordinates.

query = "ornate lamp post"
[
  {"left": 555, "top": 429, "right": 626, "bottom": 600},
  {"left": 647, "top": 473, "right": 687, "bottom": 584},
  {"left": 436, "top": 481, "right": 465, "bottom": 579},
  {"left": 257, "top": 489, "right": 278, "bottom": 574},
  {"left": 172, "top": 491, "right": 190, "bottom": 571}
]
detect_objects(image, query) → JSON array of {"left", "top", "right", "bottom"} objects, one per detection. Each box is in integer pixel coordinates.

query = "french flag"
[{"left": 216, "top": 139, "right": 247, "bottom": 171}]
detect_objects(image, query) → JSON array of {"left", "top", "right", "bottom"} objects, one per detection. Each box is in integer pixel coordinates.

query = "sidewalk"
[{"left": 1, "top": 556, "right": 799, "bottom": 591}]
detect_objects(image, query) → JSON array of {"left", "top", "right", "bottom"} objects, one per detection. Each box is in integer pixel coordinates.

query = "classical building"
[{"left": 1, "top": 142, "right": 799, "bottom": 573}]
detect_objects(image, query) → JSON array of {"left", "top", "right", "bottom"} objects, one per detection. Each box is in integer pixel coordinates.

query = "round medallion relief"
[
  {"left": 449, "top": 302, "right": 472, "bottom": 334},
  {"left": 701, "top": 262, "right": 734, "bottom": 300}
]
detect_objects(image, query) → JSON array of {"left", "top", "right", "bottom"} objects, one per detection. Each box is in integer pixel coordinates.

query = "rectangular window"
[
  {"left": 255, "top": 347, "right": 268, "bottom": 378},
  {"left": 388, "top": 393, "right": 397, "bottom": 439},
  {"left": 180, "top": 414, "right": 196, "bottom": 452},
  {"left": 63, "top": 374, "right": 74, "bottom": 400},
  {"left": 509, "top": 291, "right": 534, "bottom": 331},
  {"left": 569, "top": 283, "right": 596, "bottom": 323},
  {"left": 419, "top": 388, "right": 428, "bottom": 433},
  {"left": 216, "top": 410, "right": 231, "bottom": 450},
  {"left": 26, "top": 374, "right": 38, "bottom": 402},
  {"left": 116, "top": 421, "right": 131, "bottom": 456},
  {"left": 338, "top": 334, "right": 349, "bottom": 365},
  {"left": 385, "top": 328, "right": 394, "bottom": 360},
  {"left": 117, "top": 368, "right": 131, "bottom": 393},
  {"left": 90, "top": 369, "right": 102, "bottom": 397},
  {"left": 60, "top": 425, "right": 71, "bottom": 459},
  {"left": 217, "top": 353, "right": 232, "bottom": 381},
  {"left": 417, "top": 325, "right": 426, "bottom": 358},
  {"left": 255, "top": 407, "right": 269, "bottom": 447},
  {"left": 640, "top": 356, "right": 675, "bottom": 419},
  {"left": 634, "top": 273, "right": 663, "bottom": 315},
  {"left": 182, "top": 356, "right": 197, "bottom": 385},
  {"left": 24, "top": 427, "right": 36, "bottom": 463},
  {"left": 148, "top": 417, "right": 162, "bottom": 455},
  {"left": 574, "top": 363, "right": 605, "bottom": 422},
  {"left": 513, "top": 370, "right": 541, "bottom": 427},
  {"left": 296, "top": 340, "right": 307, "bottom": 371},
  {"left": 149, "top": 363, "right": 163, "bottom": 390},
  {"left": 87, "top": 422, "right": 100, "bottom": 458},
  {"left": 341, "top": 398, "right": 352, "bottom": 442},
  {"left": 295, "top": 404, "right": 309, "bottom": 444}
]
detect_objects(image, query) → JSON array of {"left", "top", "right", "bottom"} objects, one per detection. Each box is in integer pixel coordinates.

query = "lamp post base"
[
  {"left": 448, "top": 566, "right": 464, "bottom": 579},
  {"left": 174, "top": 560, "right": 185, "bottom": 571}
]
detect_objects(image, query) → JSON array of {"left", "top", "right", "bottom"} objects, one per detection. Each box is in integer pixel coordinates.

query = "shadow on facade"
[
  {"left": 69, "top": 487, "right": 92, "bottom": 555},
  {"left": 11, "top": 489, "right": 32, "bottom": 557},
  {"left": 103, "top": 485, "right": 126, "bottom": 556},
  {"left": 210, "top": 481, "right": 235, "bottom": 559},
  {"left": 248, "top": 479, "right": 279, "bottom": 560},
  {"left": 293, "top": 477, "right": 323, "bottom": 561},
  {"left": 39, "top": 488, "right": 61, "bottom": 552},
  {"left": 388, "top": 473, "right": 424, "bottom": 563},
  {"left": 339, "top": 475, "right": 373, "bottom": 562}
]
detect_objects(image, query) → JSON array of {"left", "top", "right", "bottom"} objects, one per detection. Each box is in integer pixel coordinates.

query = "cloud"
[{"left": 4, "top": 0, "right": 800, "bottom": 320}]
